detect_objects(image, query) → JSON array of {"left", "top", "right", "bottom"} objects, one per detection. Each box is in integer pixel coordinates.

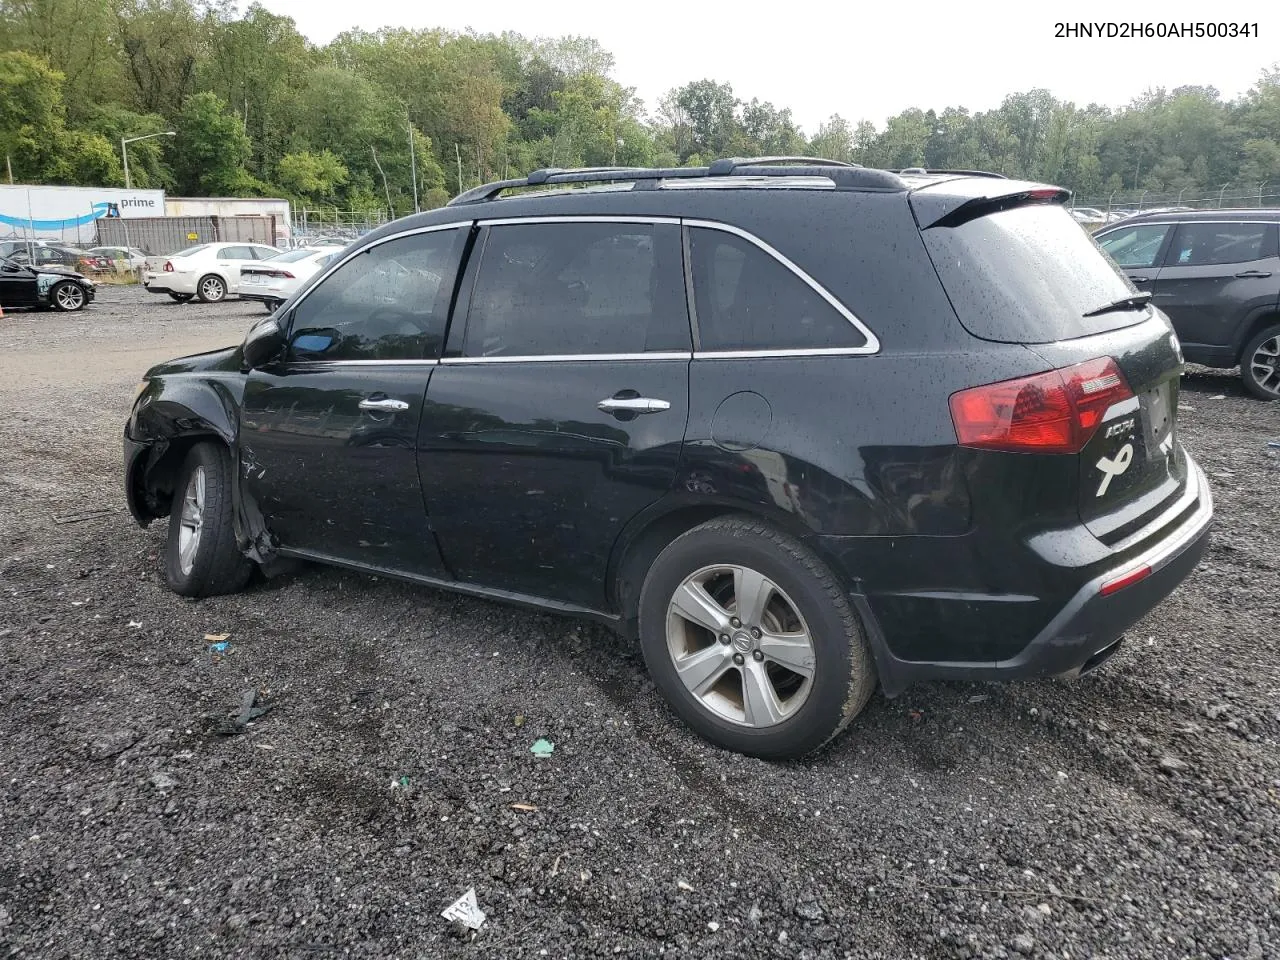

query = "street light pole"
[{"left": 121, "top": 131, "right": 176, "bottom": 189}]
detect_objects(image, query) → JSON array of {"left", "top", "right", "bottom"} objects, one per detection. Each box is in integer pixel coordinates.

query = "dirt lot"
[{"left": 2, "top": 286, "right": 1279, "bottom": 960}]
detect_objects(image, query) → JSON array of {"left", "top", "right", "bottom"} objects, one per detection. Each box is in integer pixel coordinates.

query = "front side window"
[
  {"left": 463, "top": 221, "right": 688, "bottom": 357},
  {"left": 287, "top": 228, "right": 463, "bottom": 362},
  {"left": 1166, "top": 222, "right": 1274, "bottom": 266},
  {"left": 687, "top": 227, "right": 866, "bottom": 352},
  {"left": 1095, "top": 224, "right": 1171, "bottom": 268}
]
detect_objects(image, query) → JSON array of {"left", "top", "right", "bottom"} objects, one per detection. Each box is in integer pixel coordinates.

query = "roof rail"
[
  {"left": 899, "top": 167, "right": 1008, "bottom": 179},
  {"left": 448, "top": 161, "right": 906, "bottom": 206},
  {"left": 707, "top": 155, "right": 859, "bottom": 173}
]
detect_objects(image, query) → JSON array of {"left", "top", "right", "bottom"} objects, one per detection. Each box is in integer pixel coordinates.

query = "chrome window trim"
[
  {"left": 683, "top": 218, "right": 881, "bottom": 355},
  {"left": 289, "top": 359, "right": 441, "bottom": 367},
  {"left": 443, "top": 352, "right": 691, "bottom": 365},
  {"left": 450, "top": 214, "right": 880, "bottom": 362},
  {"left": 476, "top": 215, "right": 681, "bottom": 227},
  {"left": 692, "top": 347, "right": 876, "bottom": 359}
]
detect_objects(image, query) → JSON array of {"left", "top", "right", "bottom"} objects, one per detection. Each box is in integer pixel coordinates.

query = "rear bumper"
[{"left": 824, "top": 459, "right": 1213, "bottom": 696}]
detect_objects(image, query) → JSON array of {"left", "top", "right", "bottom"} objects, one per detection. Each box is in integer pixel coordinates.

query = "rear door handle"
[
  {"left": 359, "top": 397, "right": 409, "bottom": 412},
  {"left": 1234, "top": 270, "right": 1272, "bottom": 279},
  {"left": 597, "top": 396, "right": 671, "bottom": 414}
]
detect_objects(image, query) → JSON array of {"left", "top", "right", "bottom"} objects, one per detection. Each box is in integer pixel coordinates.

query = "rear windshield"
[{"left": 921, "top": 204, "right": 1144, "bottom": 344}]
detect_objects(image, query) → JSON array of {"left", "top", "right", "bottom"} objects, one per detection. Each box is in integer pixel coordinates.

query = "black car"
[
  {"left": 0, "top": 256, "right": 96, "bottom": 311},
  {"left": 123, "top": 161, "right": 1212, "bottom": 758},
  {"left": 1095, "top": 210, "right": 1280, "bottom": 399}
]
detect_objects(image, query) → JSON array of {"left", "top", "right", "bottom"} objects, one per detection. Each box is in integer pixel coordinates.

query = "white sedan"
[
  {"left": 237, "top": 247, "right": 343, "bottom": 312},
  {"left": 142, "top": 242, "right": 282, "bottom": 303}
]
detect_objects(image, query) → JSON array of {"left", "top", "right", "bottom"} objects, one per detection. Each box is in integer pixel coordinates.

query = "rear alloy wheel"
[
  {"left": 197, "top": 274, "right": 226, "bottom": 303},
  {"left": 50, "top": 280, "right": 86, "bottom": 312},
  {"left": 164, "top": 442, "right": 253, "bottom": 597},
  {"left": 1242, "top": 323, "right": 1280, "bottom": 400},
  {"left": 639, "top": 517, "right": 876, "bottom": 759},
  {"left": 168, "top": 292, "right": 193, "bottom": 303}
]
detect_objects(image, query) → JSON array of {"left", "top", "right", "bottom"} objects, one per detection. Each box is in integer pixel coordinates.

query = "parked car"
[
  {"left": 0, "top": 238, "right": 52, "bottom": 260},
  {"left": 141, "top": 242, "right": 282, "bottom": 303},
  {"left": 124, "top": 161, "right": 1212, "bottom": 759},
  {"left": 1071, "top": 207, "right": 1106, "bottom": 223},
  {"left": 0, "top": 255, "right": 96, "bottom": 311},
  {"left": 1095, "top": 209, "right": 1280, "bottom": 398},
  {"left": 10, "top": 244, "right": 108, "bottom": 275},
  {"left": 88, "top": 246, "right": 148, "bottom": 272},
  {"left": 238, "top": 247, "right": 343, "bottom": 312}
]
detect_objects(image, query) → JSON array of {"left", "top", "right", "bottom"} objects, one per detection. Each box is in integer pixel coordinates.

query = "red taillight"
[
  {"left": 1100, "top": 564, "right": 1151, "bottom": 596},
  {"left": 270, "top": 270, "right": 295, "bottom": 279},
  {"left": 950, "top": 357, "right": 1133, "bottom": 455},
  {"left": 163, "top": 260, "right": 174, "bottom": 272}
]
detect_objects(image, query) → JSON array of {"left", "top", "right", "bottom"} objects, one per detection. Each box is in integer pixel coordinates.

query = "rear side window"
[
  {"left": 1166, "top": 222, "right": 1276, "bottom": 266},
  {"left": 1096, "top": 224, "right": 1171, "bottom": 268},
  {"left": 218, "top": 246, "right": 252, "bottom": 259},
  {"left": 688, "top": 227, "right": 866, "bottom": 352},
  {"left": 922, "top": 204, "right": 1144, "bottom": 344},
  {"left": 288, "top": 228, "right": 463, "bottom": 362},
  {"left": 463, "top": 221, "right": 688, "bottom": 357}
]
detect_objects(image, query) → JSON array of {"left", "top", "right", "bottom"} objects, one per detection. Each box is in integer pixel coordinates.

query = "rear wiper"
[{"left": 1083, "top": 291, "right": 1152, "bottom": 318}]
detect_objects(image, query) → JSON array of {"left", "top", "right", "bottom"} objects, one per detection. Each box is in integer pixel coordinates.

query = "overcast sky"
[{"left": 256, "top": 0, "right": 1276, "bottom": 133}]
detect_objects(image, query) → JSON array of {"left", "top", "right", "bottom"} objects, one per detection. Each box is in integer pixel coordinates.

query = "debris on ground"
[
  {"left": 440, "top": 888, "right": 486, "bottom": 930},
  {"left": 530, "top": 738, "right": 554, "bottom": 758},
  {"left": 677, "top": 880, "right": 694, "bottom": 892},
  {"left": 53, "top": 509, "right": 113, "bottom": 525},
  {"left": 203, "top": 689, "right": 273, "bottom": 737},
  {"left": 511, "top": 802, "right": 537, "bottom": 812}
]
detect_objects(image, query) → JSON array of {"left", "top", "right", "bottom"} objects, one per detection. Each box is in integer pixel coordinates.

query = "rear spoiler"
[{"left": 911, "top": 180, "right": 1072, "bottom": 229}]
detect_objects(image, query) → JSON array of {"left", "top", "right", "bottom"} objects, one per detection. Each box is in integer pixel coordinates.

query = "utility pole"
[
  {"left": 370, "top": 145, "right": 393, "bottom": 219},
  {"left": 455, "top": 143, "right": 464, "bottom": 194},
  {"left": 408, "top": 113, "right": 420, "bottom": 214},
  {"left": 6, "top": 155, "right": 12, "bottom": 185}
]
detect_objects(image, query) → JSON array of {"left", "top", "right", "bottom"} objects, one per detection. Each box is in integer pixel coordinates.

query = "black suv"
[
  {"left": 1095, "top": 210, "right": 1280, "bottom": 398},
  {"left": 123, "top": 160, "right": 1212, "bottom": 758}
]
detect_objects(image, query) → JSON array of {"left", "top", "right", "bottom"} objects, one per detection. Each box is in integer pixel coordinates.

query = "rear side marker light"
[
  {"left": 1100, "top": 565, "right": 1151, "bottom": 596},
  {"left": 950, "top": 357, "right": 1134, "bottom": 455}
]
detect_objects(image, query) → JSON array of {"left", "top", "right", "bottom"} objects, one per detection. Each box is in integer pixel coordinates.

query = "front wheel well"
[{"left": 135, "top": 433, "right": 227, "bottom": 520}]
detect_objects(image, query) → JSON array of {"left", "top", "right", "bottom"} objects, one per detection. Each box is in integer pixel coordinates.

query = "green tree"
[
  {"left": 171, "top": 90, "right": 253, "bottom": 193},
  {"left": 277, "top": 149, "right": 348, "bottom": 202}
]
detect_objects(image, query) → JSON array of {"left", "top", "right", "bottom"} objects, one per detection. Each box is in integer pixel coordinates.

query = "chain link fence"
[
  {"left": 1071, "top": 183, "right": 1280, "bottom": 228},
  {"left": 291, "top": 207, "right": 391, "bottom": 247}
]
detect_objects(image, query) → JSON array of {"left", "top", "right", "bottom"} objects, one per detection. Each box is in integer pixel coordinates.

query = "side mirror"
[{"left": 242, "top": 318, "right": 286, "bottom": 369}]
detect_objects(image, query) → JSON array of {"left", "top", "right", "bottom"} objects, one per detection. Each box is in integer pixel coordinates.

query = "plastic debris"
[
  {"left": 514, "top": 715, "right": 526, "bottom": 727},
  {"left": 511, "top": 802, "right": 538, "bottom": 812},
  {"left": 967, "top": 694, "right": 989, "bottom": 703},
  {"left": 441, "top": 888, "right": 486, "bottom": 930},
  {"left": 1210, "top": 394, "right": 1226, "bottom": 400},
  {"left": 677, "top": 880, "right": 694, "bottom": 892},
  {"left": 128, "top": 621, "right": 142, "bottom": 629},
  {"left": 707, "top": 921, "right": 720, "bottom": 932},
  {"left": 205, "top": 633, "right": 230, "bottom": 643},
  {"left": 208, "top": 641, "right": 231, "bottom": 654},
  {"left": 530, "top": 738, "right": 555, "bottom": 758}
]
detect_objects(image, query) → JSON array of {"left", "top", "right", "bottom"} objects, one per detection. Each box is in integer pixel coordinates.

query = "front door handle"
[
  {"left": 597, "top": 396, "right": 671, "bottom": 414},
  {"left": 359, "top": 397, "right": 409, "bottom": 412},
  {"left": 1127, "top": 275, "right": 1150, "bottom": 283},
  {"left": 1234, "top": 270, "right": 1272, "bottom": 279}
]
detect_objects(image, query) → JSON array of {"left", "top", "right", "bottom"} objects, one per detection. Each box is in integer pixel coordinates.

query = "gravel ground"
[{"left": 2, "top": 286, "right": 1279, "bottom": 960}]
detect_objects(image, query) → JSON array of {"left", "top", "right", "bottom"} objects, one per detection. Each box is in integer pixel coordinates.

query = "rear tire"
[
  {"left": 638, "top": 516, "right": 876, "bottom": 759},
  {"left": 1241, "top": 323, "right": 1280, "bottom": 400},
  {"left": 168, "top": 292, "right": 193, "bottom": 303},
  {"left": 164, "top": 442, "right": 253, "bottom": 598},
  {"left": 196, "top": 274, "right": 226, "bottom": 303}
]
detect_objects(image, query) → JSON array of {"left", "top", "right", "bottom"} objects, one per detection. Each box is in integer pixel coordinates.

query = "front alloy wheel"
[
  {"left": 197, "top": 274, "right": 226, "bottom": 303},
  {"left": 51, "top": 281, "right": 86, "bottom": 311},
  {"left": 164, "top": 442, "right": 253, "bottom": 597}
]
